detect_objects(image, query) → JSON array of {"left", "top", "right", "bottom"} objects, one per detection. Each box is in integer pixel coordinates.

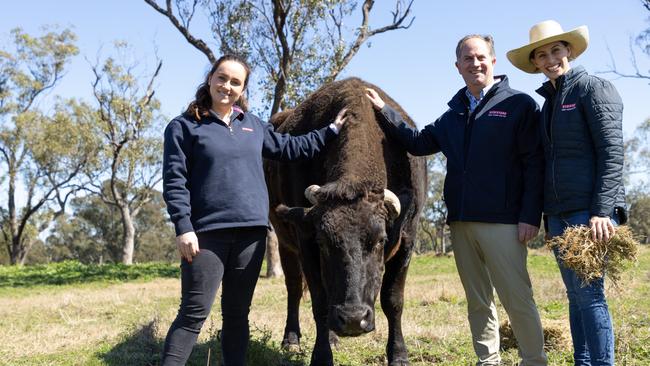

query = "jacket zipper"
[
  {"left": 459, "top": 111, "right": 471, "bottom": 220},
  {"left": 548, "top": 82, "right": 563, "bottom": 203},
  {"left": 459, "top": 89, "right": 492, "bottom": 220}
]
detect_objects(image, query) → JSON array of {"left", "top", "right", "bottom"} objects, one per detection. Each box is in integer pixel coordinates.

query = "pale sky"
[{"left": 2, "top": 0, "right": 649, "bottom": 135}]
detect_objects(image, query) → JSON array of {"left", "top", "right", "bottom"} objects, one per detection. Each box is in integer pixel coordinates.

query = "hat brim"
[{"left": 506, "top": 26, "right": 589, "bottom": 74}]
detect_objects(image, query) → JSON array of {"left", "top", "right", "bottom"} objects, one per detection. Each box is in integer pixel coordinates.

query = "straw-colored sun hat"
[{"left": 507, "top": 20, "right": 589, "bottom": 74}]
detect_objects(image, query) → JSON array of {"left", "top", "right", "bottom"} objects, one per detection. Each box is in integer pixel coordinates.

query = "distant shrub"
[{"left": 0, "top": 260, "right": 179, "bottom": 287}]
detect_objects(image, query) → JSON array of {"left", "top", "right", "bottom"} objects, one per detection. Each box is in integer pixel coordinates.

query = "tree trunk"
[
  {"left": 120, "top": 205, "right": 136, "bottom": 265},
  {"left": 10, "top": 236, "right": 23, "bottom": 265},
  {"left": 265, "top": 227, "right": 283, "bottom": 278},
  {"left": 438, "top": 223, "right": 446, "bottom": 254}
]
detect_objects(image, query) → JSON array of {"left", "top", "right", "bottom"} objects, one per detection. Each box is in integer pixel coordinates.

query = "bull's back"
[{"left": 265, "top": 77, "right": 426, "bottom": 245}]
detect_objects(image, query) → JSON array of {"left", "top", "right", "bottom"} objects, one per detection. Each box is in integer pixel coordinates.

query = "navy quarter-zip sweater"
[
  {"left": 163, "top": 109, "right": 336, "bottom": 236},
  {"left": 378, "top": 76, "right": 544, "bottom": 226}
]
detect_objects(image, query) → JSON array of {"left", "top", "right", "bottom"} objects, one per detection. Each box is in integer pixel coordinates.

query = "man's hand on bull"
[{"left": 365, "top": 88, "right": 385, "bottom": 110}]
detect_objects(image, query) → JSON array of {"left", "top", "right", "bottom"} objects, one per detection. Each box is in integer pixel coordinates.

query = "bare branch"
[
  {"left": 143, "top": 60, "right": 163, "bottom": 107},
  {"left": 143, "top": 0, "right": 216, "bottom": 63},
  {"left": 599, "top": 41, "right": 650, "bottom": 84},
  {"left": 326, "top": 0, "right": 414, "bottom": 82}
]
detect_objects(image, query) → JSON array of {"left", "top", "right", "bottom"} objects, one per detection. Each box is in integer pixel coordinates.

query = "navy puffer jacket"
[{"left": 536, "top": 66, "right": 626, "bottom": 220}]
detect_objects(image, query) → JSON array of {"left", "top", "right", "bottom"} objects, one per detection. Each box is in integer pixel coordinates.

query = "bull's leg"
[
  {"left": 380, "top": 244, "right": 412, "bottom": 366},
  {"left": 328, "top": 329, "right": 339, "bottom": 348},
  {"left": 299, "top": 241, "right": 334, "bottom": 366},
  {"left": 279, "top": 244, "right": 303, "bottom": 351}
]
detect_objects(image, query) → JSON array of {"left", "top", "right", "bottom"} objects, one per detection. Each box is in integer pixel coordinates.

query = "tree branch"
[
  {"left": 143, "top": 0, "right": 216, "bottom": 63},
  {"left": 599, "top": 42, "right": 650, "bottom": 84},
  {"left": 326, "top": 0, "right": 414, "bottom": 81}
]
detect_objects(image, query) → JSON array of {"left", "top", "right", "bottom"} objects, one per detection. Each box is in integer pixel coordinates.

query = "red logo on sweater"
[
  {"left": 488, "top": 110, "right": 508, "bottom": 118},
  {"left": 561, "top": 103, "right": 576, "bottom": 111},
  {"left": 242, "top": 127, "right": 254, "bottom": 132}
]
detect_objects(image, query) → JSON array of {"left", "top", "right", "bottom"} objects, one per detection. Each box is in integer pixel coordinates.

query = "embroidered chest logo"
[
  {"left": 242, "top": 127, "right": 254, "bottom": 132},
  {"left": 561, "top": 103, "right": 577, "bottom": 112},
  {"left": 487, "top": 110, "right": 508, "bottom": 118}
]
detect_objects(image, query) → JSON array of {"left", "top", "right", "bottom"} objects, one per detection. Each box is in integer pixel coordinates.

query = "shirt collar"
[
  {"left": 465, "top": 79, "right": 499, "bottom": 112},
  {"left": 209, "top": 106, "right": 245, "bottom": 122}
]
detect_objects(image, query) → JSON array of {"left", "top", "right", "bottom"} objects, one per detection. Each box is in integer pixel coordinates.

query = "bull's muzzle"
[{"left": 329, "top": 304, "right": 375, "bottom": 336}]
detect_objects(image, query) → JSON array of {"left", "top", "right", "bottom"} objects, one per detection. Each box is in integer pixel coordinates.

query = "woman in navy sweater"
[{"left": 161, "top": 54, "right": 347, "bottom": 365}]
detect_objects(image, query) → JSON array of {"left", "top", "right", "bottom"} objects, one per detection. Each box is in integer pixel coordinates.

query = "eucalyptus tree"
[
  {"left": 0, "top": 28, "right": 95, "bottom": 265},
  {"left": 83, "top": 42, "right": 165, "bottom": 265},
  {"left": 416, "top": 155, "right": 448, "bottom": 254},
  {"left": 144, "top": 0, "right": 414, "bottom": 114}
]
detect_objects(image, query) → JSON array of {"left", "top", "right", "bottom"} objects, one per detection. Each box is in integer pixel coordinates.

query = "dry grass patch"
[
  {"left": 547, "top": 225, "right": 639, "bottom": 286},
  {"left": 1, "top": 246, "right": 648, "bottom": 365},
  {"left": 499, "top": 319, "right": 570, "bottom": 352},
  {"left": 0, "top": 279, "right": 179, "bottom": 360}
]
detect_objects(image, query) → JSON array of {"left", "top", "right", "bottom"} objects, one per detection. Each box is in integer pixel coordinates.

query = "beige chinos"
[{"left": 450, "top": 221, "right": 547, "bottom": 366}]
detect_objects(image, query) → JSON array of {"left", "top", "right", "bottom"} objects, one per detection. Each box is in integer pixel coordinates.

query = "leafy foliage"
[
  {"left": 0, "top": 27, "right": 94, "bottom": 265},
  {"left": 0, "top": 260, "right": 179, "bottom": 287},
  {"left": 45, "top": 187, "right": 176, "bottom": 264},
  {"left": 416, "top": 155, "right": 450, "bottom": 254},
  {"left": 83, "top": 42, "right": 165, "bottom": 264},
  {"left": 145, "top": 0, "right": 414, "bottom": 116}
]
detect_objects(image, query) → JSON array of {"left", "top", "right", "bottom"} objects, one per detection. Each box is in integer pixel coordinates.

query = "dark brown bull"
[{"left": 265, "top": 77, "right": 426, "bottom": 366}]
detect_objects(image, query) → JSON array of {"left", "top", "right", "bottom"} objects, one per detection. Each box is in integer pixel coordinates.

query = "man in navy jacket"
[{"left": 366, "top": 35, "right": 547, "bottom": 366}]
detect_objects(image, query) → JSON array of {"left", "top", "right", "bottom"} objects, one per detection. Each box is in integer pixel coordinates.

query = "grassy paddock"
[{"left": 0, "top": 247, "right": 648, "bottom": 365}]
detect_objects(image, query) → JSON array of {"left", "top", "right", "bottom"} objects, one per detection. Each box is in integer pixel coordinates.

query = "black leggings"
[{"left": 161, "top": 226, "right": 267, "bottom": 366}]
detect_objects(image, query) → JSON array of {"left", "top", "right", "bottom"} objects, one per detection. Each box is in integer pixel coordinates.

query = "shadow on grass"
[{"left": 99, "top": 320, "right": 308, "bottom": 366}]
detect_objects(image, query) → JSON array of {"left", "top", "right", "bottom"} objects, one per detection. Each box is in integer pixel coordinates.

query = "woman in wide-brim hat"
[{"left": 508, "top": 20, "right": 627, "bottom": 365}]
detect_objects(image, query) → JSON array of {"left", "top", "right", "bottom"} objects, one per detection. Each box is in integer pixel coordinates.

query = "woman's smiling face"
[
  {"left": 531, "top": 41, "right": 572, "bottom": 81},
  {"left": 209, "top": 60, "right": 247, "bottom": 112}
]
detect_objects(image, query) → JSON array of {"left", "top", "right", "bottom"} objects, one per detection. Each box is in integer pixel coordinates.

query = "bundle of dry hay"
[
  {"left": 499, "top": 320, "right": 569, "bottom": 352},
  {"left": 546, "top": 225, "right": 639, "bottom": 286}
]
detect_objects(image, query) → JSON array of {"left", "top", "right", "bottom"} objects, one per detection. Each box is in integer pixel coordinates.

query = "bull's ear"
[
  {"left": 275, "top": 204, "right": 310, "bottom": 224},
  {"left": 269, "top": 109, "right": 294, "bottom": 129}
]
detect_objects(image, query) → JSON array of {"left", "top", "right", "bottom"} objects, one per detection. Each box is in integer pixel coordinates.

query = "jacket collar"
[
  {"left": 448, "top": 75, "right": 509, "bottom": 114},
  {"left": 535, "top": 65, "right": 586, "bottom": 100}
]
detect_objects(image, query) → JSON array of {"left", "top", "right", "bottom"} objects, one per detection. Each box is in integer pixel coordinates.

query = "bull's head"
[{"left": 276, "top": 183, "right": 401, "bottom": 337}]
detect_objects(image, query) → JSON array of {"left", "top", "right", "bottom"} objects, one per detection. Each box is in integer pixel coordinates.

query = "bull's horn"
[
  {"left": 304, "top": 185, "right": 321, "bottom": 205},
  {"left": 384, "top": 189, "right": 401, "bottom": 217}
]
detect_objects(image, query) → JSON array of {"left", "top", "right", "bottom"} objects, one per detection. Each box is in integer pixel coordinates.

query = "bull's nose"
[{"left": 330, "top": 305, "right": 374, "bottom": 336}]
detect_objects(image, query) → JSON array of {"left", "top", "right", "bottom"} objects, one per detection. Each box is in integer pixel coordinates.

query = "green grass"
[
  {"left": 0, "top": 247, "right": 648, "bottom": 365},
  {"left": 0, "top": 260, "right": 179, "bottom": 287}
]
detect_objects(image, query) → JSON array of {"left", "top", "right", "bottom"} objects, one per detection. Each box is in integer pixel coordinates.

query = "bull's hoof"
[
  {"left": 328, "top": 330, "right": 339, "bottom": 348},
  {"left": 281, "top": 332, "right": 301, "bottom": 352},
  {"left": 283, "top": 343, "right": 301, "bottom": 353},
  {"left": 388, "top": 360, "right": 410, "bottom": 366},
  {"left": 309, "top": 361, "right": 334, "bottom": 366}
]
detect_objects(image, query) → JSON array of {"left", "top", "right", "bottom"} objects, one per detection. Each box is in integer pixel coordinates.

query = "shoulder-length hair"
[{"left": 185, "top": 54, "right": 251, "bottom": 120}]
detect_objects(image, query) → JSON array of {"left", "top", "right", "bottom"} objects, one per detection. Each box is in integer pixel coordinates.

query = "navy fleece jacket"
[
  {"left": 163, "top": 109, "right": 336, "bottom": 236},
  {"left": 378, "top": 76, "right": 544, "bottom": 226}
]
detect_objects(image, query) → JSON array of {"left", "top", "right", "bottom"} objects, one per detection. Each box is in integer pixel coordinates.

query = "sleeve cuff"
[
  {"left": 174, "top": 216, "right": 194, "bottom": 236},
  {"left": 328, "top": 123, "right": 339, "bottom": 134}
]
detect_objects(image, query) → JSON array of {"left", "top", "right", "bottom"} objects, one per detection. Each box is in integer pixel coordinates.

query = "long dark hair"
[{"left": 185, "top": 54, "right": 251, "bottom": 120}]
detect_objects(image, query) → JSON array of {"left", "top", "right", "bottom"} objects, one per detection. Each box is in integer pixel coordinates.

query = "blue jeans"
[{"left": 548, "top": 211, "right": 616, "bottom": 366}]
